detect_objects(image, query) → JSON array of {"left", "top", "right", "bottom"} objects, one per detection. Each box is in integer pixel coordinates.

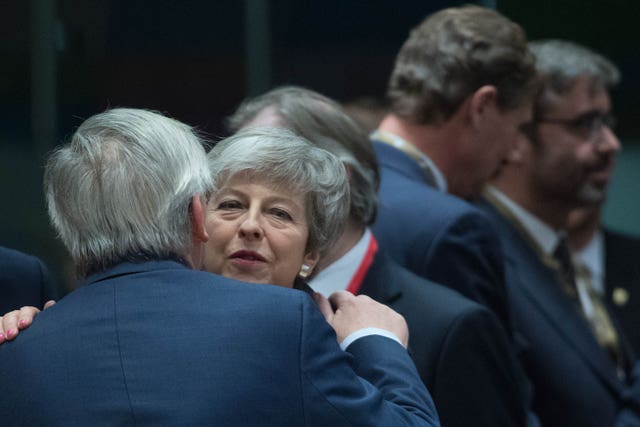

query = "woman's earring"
[{"left": 299, "top": 264, "right": 311, "bottom": 279}]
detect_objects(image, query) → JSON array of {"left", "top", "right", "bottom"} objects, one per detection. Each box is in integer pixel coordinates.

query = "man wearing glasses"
[{"left": 478, "top": 39, "right": 640, "bottom": 426}]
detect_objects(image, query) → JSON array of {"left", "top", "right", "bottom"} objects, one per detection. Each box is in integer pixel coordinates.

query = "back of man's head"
[
  {"left": 529, "top": 39, "right": 620, "bottom": 117},
  {"left": 228, "top": 86, "right": 380, "bottom": 226},
  {"left": 387, "top": 5, "right": 537, "bottom": 125},
  {"left": 45, "top": 108, "right": 212, "bottom": 278}
]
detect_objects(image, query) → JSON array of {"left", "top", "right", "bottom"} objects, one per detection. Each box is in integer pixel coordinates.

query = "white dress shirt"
[
  {"left": 310, "top": 228, "right": 403, "bottom": 349},
  {"left": 574, "top": 230, "right": 605, "bottom": 296},
  {"left": 311, "top": 228, "right": 372, "bottom": 296}
]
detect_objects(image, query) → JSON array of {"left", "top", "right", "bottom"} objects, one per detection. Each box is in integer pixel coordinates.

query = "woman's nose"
[{"left": 238, "top": 213, "right": 263, "bottom": 240}]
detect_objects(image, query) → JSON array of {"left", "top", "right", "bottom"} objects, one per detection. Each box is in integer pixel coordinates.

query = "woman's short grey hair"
[
  {"left": 44, "top": 108, "right": 212, "bottom": 277},
  {"left": 529, "top": 39, "right": 620, "bottom": 115},
  {"left": 227, "top": 85, "right": 379, "bottom": 225},
  {"left": 208, "top": 127, "right": 350, "bottom": 258},
  {"left": 387, "top": 5, "right": 538, "bottom": 125}
]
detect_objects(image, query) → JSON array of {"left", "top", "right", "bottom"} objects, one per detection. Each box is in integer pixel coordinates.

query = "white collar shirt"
[
  {"left": 575, "top": 230, "right": 605, "bottom": 295},
  {"left": 310, "top": 228, "right": 372, "bottom": 297}
]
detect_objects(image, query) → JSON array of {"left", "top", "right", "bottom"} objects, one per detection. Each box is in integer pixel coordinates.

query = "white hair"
[
  {"left": 44, "top": 108, "right": 212, "bottom": 277},
  {"left": 208, "top": 127, "right": 350, "bottom": 258}
]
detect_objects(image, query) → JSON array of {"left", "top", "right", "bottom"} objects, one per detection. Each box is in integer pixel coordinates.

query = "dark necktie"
[
  {"left": 573, "top": 260, "right": 625, "bottom": 377},
  {"left": 554, "top": 239, "right": 625, "bottom": 375},
  {"left": 553, "top": 238, "right": 576, "bottom": 292}
]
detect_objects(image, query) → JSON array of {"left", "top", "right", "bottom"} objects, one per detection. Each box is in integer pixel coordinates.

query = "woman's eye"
[
  {"left": 271, "top": 208, "right": 293, "bottom": 221},
  {"left": 218, "top": 200, "right": 242, "bottom": 210}
]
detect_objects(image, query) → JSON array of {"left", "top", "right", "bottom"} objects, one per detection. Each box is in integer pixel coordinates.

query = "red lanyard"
[{"left": 346, "top": 234, "right": 378, "bottom": 295}]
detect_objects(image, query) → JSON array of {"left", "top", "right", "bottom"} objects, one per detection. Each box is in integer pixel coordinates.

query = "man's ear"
[
  {"left": 505, "top": 134, "right": 530, "bottom": 165},
  {"left": 344, "top": 163, "right": 352, "bottom": 179},
  {"left": 190, "top": 195, "right": 209, "bottom": 244},
  {"left": 468, "top": 85, "right": 498, "bottom": 127}
]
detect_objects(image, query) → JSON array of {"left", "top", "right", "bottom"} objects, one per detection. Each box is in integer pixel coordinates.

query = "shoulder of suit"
[
  {"left": 392, "top": 260, "right": 484, "bottom": 313},
  {"left": 604, "top": 227, "right": 640, "bottom": 248},
  {"left": 0, "top": 246, "right": 45, "bottom": 281},
  {"left": 0, "top": 246, "right": 40, "bottom": 265}
]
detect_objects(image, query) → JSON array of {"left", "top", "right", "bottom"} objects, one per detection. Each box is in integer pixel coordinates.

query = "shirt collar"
[
  {"left": 486, "top": 186, "right": 561, "bottom": 256},
  {"left": 371, "top": 130, "right": 448, "bottom": 192},
  {"left": 310, "top": 228, "right": 372, "bottom": 296},
  {"left": 575, "top": 229, "right": 605, "bottom": 294}
]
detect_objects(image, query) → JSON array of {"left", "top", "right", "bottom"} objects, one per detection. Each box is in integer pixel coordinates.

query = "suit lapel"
[
  {"left": 359, "top": 250, "right": 403, "bottom": 305},
  {"left": 603, "top": 230, "right": 639, "bottom": 362},
  {"left": 479, "top": 198, "right": 623, "bottom": 395}
]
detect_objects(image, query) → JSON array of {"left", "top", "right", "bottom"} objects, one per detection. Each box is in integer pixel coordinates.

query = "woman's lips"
[{"left": 230, "top": 250, "right": 267, "bottom": 265}]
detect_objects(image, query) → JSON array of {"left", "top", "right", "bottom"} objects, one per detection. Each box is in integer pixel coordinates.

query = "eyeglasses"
[{"left": 537, "top": 111, "right": 616, "bottom": 141}]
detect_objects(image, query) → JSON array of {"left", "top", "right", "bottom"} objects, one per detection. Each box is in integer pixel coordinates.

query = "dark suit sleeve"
[
  {"left": 426, "top": 306, "right": 535, "bottom": 426},
  {"left": 298, "top": 296, "right": 439, "bottom": 427},
  {"left": 0, "top": 248, "right": 58, "bottom": 313},
  {"left": 419, "top": 212, "right": 512, "bottom": 334}
]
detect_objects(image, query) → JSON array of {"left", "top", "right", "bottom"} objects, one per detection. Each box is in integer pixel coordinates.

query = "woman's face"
[{"left": 204, "top": 174, "right": 319, "bottom": 288}]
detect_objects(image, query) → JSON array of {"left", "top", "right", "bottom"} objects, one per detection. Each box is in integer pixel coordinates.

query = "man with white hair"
[{"left": 0, "top": 108, "right": 438, "bottom": 426}]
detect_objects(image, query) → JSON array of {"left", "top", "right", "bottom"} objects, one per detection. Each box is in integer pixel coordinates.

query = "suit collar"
[
  {"left": 478, "top": 197, "right": 625, "bottom": 394},
  {"left": 372, "top": 139, "right": 440, "bottom": 189},
  {"left": 79, "top": 260, "right": 190, "bottom": 288},
  {"left": 371, "top": 132, "right": 447, "bottom": 191}
]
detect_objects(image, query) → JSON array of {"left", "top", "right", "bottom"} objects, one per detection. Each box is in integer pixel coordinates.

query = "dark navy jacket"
[
  {"left": 372, "top": 140, "right": 511, "bottom": 333},
  {"left": 361, "top": 248, "right": 531, "bottom": 426},
  {"left": 0, "top": 260, "right": 438, "bottom": 426},
  {"left": 478, "top": 198, "right": 640, "bottom": 427}
]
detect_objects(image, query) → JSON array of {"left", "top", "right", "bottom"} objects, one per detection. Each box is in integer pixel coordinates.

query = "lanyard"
[
  {"left": 346, "top": 234, "right": 378, "bottom": 295},
  {"left": 372, "top": 130, "right": 445, "bottom": 191}
]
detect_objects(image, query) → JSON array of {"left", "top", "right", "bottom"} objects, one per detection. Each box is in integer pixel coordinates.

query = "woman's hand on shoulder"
[{"left": 0, "top": 300, "right": 55, "bottom": 344}]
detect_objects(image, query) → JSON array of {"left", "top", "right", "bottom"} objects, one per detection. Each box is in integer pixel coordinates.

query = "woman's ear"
[{"left": 300, "top": 251, "right": 320, "bottom": 278}]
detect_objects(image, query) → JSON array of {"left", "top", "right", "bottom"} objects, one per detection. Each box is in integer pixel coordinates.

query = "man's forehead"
[{"left": 545, "top": 76, "right": 611, "bottom": 116}]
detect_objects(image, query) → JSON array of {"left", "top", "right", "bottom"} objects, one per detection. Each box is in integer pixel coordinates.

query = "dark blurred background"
[{"left": 1, "top": 0, "right": 638, "bottom": 293}]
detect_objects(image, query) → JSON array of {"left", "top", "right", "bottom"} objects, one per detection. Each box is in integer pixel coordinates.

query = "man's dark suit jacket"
[
  {"left": 604, "top": 228, "right": 640, "bottom": 355},
  {"left": 0, "top": 260, "right": 438, "bottom": 426},
  {"left": 478, "top": 199, "right": 640, "bottom": 427},
  {"left": 0, "top": 246, "right": 57, "bottom": 313},
  {"left": 360, "top": 248, "right": 531, "bottom": 427},
  {"left": 371, "top": 141, "right": 511, "bottom": 332}
]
